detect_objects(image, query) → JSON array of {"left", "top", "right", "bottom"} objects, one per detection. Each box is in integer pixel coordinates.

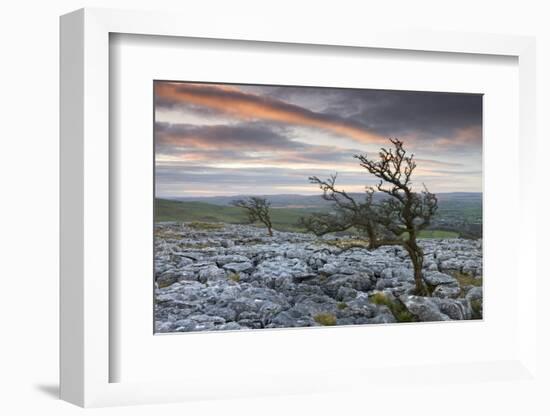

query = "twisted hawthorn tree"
[
  {"left": 299, "top": 174, "right": 379, "bottom": 248},
  {"left": 302, "top": 138, "right": 438, "bottom": 296},
  {"left": 232, "top": 196, "right": 274, "bottom": 237}
]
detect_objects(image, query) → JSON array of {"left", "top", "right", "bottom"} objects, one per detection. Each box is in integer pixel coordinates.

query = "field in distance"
[{"left": 155, "top": 192, "right": 482, "bottom": 239}]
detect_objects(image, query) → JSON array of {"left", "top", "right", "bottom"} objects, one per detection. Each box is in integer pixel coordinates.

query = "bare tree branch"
[
  {"left": 232, "top": 197, "right": 274, "bottom": 236},
  {"left": 303, "top": 138, "right": 438, "bottom": 296}
]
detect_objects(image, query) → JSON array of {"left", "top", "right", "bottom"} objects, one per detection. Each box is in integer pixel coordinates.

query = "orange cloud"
[{"left": 155, "top": 82, "right": 386, "bottom": 144}]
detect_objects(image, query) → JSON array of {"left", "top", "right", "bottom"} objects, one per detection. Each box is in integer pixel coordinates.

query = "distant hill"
[
  {"left": 155, "top": 198, "right": 322, "bottom": 232},
  {"left": 155, "top": 192, "right": 482, "bottom": 238},
  {"left": 169, "top": 194, "right": 331, "bottom": 208},
  {"left": 168, "top": 192, "right": 482, "bottom": 209}
]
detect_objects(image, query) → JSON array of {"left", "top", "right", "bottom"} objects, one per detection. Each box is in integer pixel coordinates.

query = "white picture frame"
[{"left": 60, "top": 7, "right": 539, "bottom": 408}]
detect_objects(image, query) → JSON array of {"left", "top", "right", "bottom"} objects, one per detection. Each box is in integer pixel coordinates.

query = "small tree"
[
  {"left": 299, "top": 174, "right": 379, "bottom": 249},
  {"left": 302, "top": 138, "right": 438, "bottom": 296},
  {"left": 232, "top": 196, "right": 274, "bottom": 236}
]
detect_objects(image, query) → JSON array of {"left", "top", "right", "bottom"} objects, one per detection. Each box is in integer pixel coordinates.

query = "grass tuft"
[
  {"left": 453, "top": 271, "right": 482, "bottom": 288},
  {"left": 314, "top": 313, "right": 337, "bottom": 326},
  {"left": 370, "top": 292, "right": 416, "bottom": 323},
  {"left": 470, "top": 299, "right": 483, "bottom": 319},
  {"left": 337, "top": 302, "right": 348, "bottom": 310},
  {"left": 228, "top": 272, "right": 241, "bottom": 283}
]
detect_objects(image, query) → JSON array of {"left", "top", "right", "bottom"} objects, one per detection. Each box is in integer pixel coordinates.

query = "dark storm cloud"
[
  {"left": 246, "top": 85, "right": 482, "bottom": 149},
  {"left": 341, "top": 90, "right": 482, "bottom": 142}
]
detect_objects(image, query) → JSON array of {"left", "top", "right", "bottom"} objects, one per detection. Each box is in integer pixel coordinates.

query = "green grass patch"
[
  {"left": 314, "top": 313, "right": 337, "bottom": 326},
  {"left": 155, "top": 199, "right": 322, "bottom": 232},
  {"left": 453, "top": 272, "right": 482, "bottom": 288},
  {"left": 418, "top": 229, "right": 459, "bottom": 239},
  {"left": 187, "top": 221, "right": 225, "bottom": 230},
  {"left": 471, "top": 299, "right": 483, "bottom": 319},
  {"left": 155, "top": 197, "right": 479, "bottom": 238},
  {"left": 228, "top": 272, "right": 241, "bottom": 282},
  {"left": 370, "top": 292, "right": 417, "bottom": 323}
]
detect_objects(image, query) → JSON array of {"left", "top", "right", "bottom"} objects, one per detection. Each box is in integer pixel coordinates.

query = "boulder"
[
  {"left": 252, "top": 257, "right": 314, "bottom": 288},
  {"left": 156, "top": 270, "right": 181, "bottom": 287},
  {"left": 433, "top": 298, "right": 472, "bottom": 320},
  {"left": 423, "top": 271, "right": 458, "bottom": 286},
  {"left": 213, "top": 254, "right": 251, "bottom": 266},
  {"left": 198, "top": 265, "right": 227, "bottom": 282},
  {"left": 286, "top": 248, "right": 310, "bottom": 260},
  {"left": 465, "top": 286, "right": 483, "bottom": 303},
  {"left": 399, "top": 295, "right": 451, "bottom": 321},
  {"left": 222, "top": 262, "right": 254, "bottom": 273},
  {"left": 336, "top": 286, "right": 358, "bottom": 302},
  {"left": 321, "top": 273, "right": 373, "bottom": 297},
  {"left": 432, "top": 284, "right": 462, "bottom": 299}
]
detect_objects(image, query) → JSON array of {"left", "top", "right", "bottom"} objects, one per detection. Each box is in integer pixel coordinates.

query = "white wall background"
[{"left": 0, "top": 1, "right": 548, "bottom": 415}]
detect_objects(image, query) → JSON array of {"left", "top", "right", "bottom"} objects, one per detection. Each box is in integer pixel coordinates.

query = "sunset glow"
[{"left": 155, "top": 81, "right": 482, "bottom": 197}]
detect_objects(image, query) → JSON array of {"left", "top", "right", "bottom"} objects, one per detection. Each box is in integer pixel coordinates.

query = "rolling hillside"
[
  {"left": 155, "top": 198, "right": 462, "bottom": 238},
  {"left": 155, "top": 199, "right": 323, "bottom": 232}
]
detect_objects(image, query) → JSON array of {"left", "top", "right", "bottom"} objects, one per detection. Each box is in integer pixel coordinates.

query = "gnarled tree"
[
  {"left": 302, "top": 138, "right": 438, "bottom": 296},
  {"left": 232, "top": 196, "right": 274, "bottom": 236},
  {"left": 298, "top": 174, "right": 379, "bottom": 249}
]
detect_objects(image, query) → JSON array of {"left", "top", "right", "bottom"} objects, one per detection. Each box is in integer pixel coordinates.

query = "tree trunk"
[
  {"left": 366, "top": 221, "right": 377, "bottom": 249},
  {"left": 267, "top": 226, "right": 273, "bottom": 237},
  {"left": 405, "top": 241, "right": 428, "bottom": 296}
]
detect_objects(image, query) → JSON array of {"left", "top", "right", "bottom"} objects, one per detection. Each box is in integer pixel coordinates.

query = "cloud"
[
  {"left": 155, "top": 121, "right": 365, "bottom": 167},
  {"left": 155, "top": 82, "right": 385, "bottom": 144},
  {"left": 156, "top": 122, "right": 299, "bottom": 152},
  {"left": 325, "top": 89, "right": 483, "bottom": 145},
  {"left": 154, "top": 82, "right": 483, "bottom": 195},
  {"left": 155, "top": 120, "right": 476, "bottom": 183}
]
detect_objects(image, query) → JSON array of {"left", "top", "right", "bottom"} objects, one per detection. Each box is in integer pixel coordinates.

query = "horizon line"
[{"left": 156, "top": 191, "right": 483, "bottom": 199}]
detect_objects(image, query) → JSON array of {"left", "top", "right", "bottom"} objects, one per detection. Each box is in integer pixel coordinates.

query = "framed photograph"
[
  {"left": 153, "top": 80, "right": 483, "bottom": 334},
  {"left": 60, "top": 8, "right": 538, "bottom": 408}
]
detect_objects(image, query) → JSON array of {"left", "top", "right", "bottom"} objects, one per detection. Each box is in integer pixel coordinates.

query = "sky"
[{"left": 154, "top": 81, "right": 482, "bottom": 198}]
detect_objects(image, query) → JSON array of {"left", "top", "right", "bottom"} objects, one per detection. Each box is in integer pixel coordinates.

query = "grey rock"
[
  {"left": 215, "top": 322, "right": 242, "bottom": 331},
  {"left": 198, "top": 265, "right": 226, "bottom": 282},
  {"left": 368, "top": 311, "right": 397, "bottom": 324},
  {"left": 214, "top": 254, "right": 250, "bottom": 266},
  {"left": 433, "top": 298, "right": 472, "bottom": 320},
  {"left": 399, "top": 295, "right": 451, "bottom": 321},
  {"left": 393, "top": 266, "right": 415, "bottom": 282},
  {"left": 223, "top": 262, "right": 254, "bottom": 273},
  {"left": 286, "top": 248, "right": 310, "bottom": 260},
  {"left": 271, "top": 310, "right": 316, "bottom": 327},
  {"left": 322, "top": 273, "right": 373, "bottom": 297},
  {"left": 465, "top": 286, "right": 483, "bottom": 302},
  {"left": 423, "top": 271, "right": 458, "bottom": 286},
  {"left": 440, "top": 259, "right": 463, "bottom": 273},
  {"left": 156, "top": 270, "right": 179, "bottom": 288},
  {"left": 221, "top": 240, "right": 235, "bottom": 248},
  {"left": 173, "top": 256, "right": 194, "bottom": 267},
  {"left": 432, "top": 284, "right": 462, "bottom": 299},
  {"left": 336, "top": 286, "right": 358, "bottom": 301},
  {"left": 155, "top": 222, "right": 483, "bottom": 332}
]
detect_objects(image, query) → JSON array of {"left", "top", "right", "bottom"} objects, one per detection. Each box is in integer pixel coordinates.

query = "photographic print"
[{"left": 154, "top": 81, "right": 483, "bottom": 333}]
